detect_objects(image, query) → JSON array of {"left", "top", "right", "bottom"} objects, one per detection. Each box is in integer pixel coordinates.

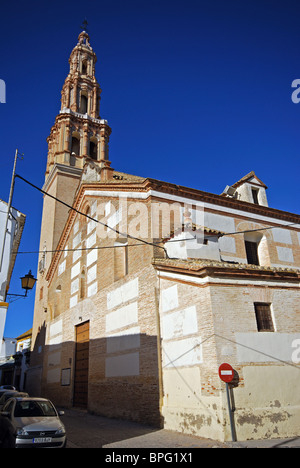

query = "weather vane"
[{"left": 81, "top": 18, "right": 88, "bottom": 32}]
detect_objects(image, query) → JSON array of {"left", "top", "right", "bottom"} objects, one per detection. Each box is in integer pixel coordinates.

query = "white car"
[
  {"left": 0, "top": 391, "right": 28, "bottom": 410},
  {"left": 1, "top": 397, "right": 66, "bottom": 448}
]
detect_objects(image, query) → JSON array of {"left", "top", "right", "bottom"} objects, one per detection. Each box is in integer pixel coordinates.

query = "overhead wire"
[
  {"left": 15, "top": 173, "right": 168, "bottom": 255},
  {"left": 13, "top": 174, "right": 300, "bottom": 257},
  {"left": 8, "top": 178, "right": 300, "bottom": 384},
  {"left": 162, "top": 333, "right": 300, "bottom": 371},
  {"left": 10, "top": 176, "right": 300, "bottom": 366}
]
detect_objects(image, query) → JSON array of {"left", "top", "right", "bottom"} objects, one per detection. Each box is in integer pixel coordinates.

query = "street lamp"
[
  {"left": 7, "top": 270, "right": 37, "bottom": 299},
  {"left": 20, "top": 270, "right": 37, "bottom": 296}
]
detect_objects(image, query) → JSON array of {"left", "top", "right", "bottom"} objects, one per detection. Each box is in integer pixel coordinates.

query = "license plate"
[{"left": 33, "top": 437, "right": 52, "bottom": 443}]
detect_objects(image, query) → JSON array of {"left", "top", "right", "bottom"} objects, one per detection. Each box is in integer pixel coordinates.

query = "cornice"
[
  {"left": 45, "top": 172, "right": 300, "bottom": 285},
  {"left": 152, "top": 258, "right": 300, "bottom": 283},
  {"left": 57, "top": 108, "right": 111, "bottom": 132},
  {"left": 78, "top": 176, "right": 300, "bottom": 224},
  {"left": 145, "top": 178, "right": 300, "bottom": 223},
  {"left": 42, "top": 163, "right": 82, "bottom": 193}
]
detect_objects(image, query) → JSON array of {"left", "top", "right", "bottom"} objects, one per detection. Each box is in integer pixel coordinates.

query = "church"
[{"left": 27, "top": 30, "right": 300, "bottom": 442}]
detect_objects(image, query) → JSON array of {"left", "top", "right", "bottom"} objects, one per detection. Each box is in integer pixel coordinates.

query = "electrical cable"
[
  {"left": 15, "top": 174, "right": 168, "bottom": 256},
  {"left": 162, "top": 333, "right": 300, "bottom": 371},
  {"left": 221, "top": 222, "right": 299, "bottom": 237},
  {"left": 15, "top": 219, "right": 300, "bottom": 256},
  {"left": 13, "top": 174, "right": 300, "bottom": 257}
]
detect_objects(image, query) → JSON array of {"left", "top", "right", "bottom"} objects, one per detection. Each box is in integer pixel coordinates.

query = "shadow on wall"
[{"left": 26, "top": 322, "right": 162, "bottom": 429}]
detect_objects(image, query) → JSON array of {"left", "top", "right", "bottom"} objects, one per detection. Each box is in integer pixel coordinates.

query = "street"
[
  {"left": 59, "top": 408, "right": 300, "bottom": 449},
  {"left": 59, "top": 407, "right": 226, "bottom": 449}
]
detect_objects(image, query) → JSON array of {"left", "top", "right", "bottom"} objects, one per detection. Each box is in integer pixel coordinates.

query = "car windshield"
[{"left": 14, "top": 400, "right": 57, "bottom": 418}]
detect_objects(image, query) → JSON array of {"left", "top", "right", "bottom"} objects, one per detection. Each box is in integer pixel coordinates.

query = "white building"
[{"left": 0, "top": 198, "right": 26, "bottom": 356}]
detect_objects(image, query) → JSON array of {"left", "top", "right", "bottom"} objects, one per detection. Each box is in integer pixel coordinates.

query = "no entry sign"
[
  {"left": 218, "top": 363, "right": 234, "bottom": 383},
  {"left": 218, "top": 363, "right": 237, "bottom": 441}
]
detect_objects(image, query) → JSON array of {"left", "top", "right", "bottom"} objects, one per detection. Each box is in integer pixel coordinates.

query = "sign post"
[{"left": 218, "top": 363, "right": 236, "bottom": 442}]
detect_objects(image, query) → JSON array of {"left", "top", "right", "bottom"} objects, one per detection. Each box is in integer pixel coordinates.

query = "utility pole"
[{"left": 0, "top": 149, "right": 19, "bottom": 272}]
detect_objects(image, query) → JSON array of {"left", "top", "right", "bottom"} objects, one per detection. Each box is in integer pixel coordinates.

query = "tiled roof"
[
  {"left": 110, "top": 171, "right": 147, "bottom": 183},
  {"left": 162, "top": 223, "right": 225, "bottom": 243},
  {"left": 16, "top": 329, "right": 32, "bottom": 341},
  {"left": 231, "top": 171, "right": 267, "bottom": 188},
  {"left": 152, "top": 257, "right": 300, "bottom": 275}
]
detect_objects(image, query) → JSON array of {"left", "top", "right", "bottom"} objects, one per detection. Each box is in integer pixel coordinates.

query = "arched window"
[
  {"left": 89, "top": 138, "right": 98, "bottom": 160},
  {"left": 71, "top": 135, "right": 80, "bottom": 156},
  {"left": 82, "top": 60, "right": 87, "bottom": 75},
  {"left": 80, "top": 94, "right": 88, "bottom": 114},
  {"left": 71, "top": 133, "right": 80, "bottom": 167}
]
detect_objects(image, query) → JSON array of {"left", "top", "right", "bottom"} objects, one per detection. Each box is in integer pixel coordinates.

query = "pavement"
[{"left": 59, "top": 407, "right": 300, "bottom": 449}]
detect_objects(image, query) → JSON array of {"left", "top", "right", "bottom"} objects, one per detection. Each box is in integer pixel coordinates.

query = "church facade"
[{"left": 27, "top": 31, "right": 300, "bottom": 442}]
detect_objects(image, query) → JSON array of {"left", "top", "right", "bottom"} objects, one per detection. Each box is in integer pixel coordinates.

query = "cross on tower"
[{"left": 81, "top": 18, "right": 88, "bottom": 32}]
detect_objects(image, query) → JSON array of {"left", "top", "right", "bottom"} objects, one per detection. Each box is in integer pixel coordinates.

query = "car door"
[{"left": 2, "top": 399, "right": 16, "bottom": 428}]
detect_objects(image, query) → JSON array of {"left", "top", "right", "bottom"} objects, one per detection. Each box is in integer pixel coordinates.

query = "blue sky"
[{"left": 0, "top": 0, "right": 299, "bottom": 337}]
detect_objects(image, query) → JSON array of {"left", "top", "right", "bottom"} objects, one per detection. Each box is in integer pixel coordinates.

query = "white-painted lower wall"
[
  {"left": 0, "top": 305, "right": 8, "bottom": 357},
  {"left": 158, "top": 277, "right": 300, "bottom": 441},
  {"left": 0, "top": 201, "right": 25, "bottom": 356}
]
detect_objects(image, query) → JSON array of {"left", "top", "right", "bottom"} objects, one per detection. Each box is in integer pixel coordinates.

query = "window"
[
  {"left": 254, "top": 303, "right": 274, "bottom": 332},
  {"left": 251, "top": 188, "right": 259, "bottom": 205},
  {"left": 245, "top": 240, "right": 259, "bottom": 265},
  {"left": 89, "top": 140, "right": 97, "bottom": 160},
  {"left": 80, "top": 94, "right": 88, "bottom": 114},
  {"left": 14, "top": 400, "right": 56, "bottom": 418},
  {"left": 71, "top": 136, "right": 80, "bottom": 156},
  {"left": 82, "top": 60, "right": 87, "bottom": 75}
]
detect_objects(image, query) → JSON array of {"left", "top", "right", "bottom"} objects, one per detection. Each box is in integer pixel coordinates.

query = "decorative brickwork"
[{"left": 28, "top": 30, "right": 300, "bottom": 442}]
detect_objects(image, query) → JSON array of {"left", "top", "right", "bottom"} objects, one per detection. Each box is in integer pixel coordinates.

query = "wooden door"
[{"left": 73, "top": 321, "right": 89, "bottom": 408}]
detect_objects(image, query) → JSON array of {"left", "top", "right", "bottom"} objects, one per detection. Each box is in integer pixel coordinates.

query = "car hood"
[{"left": 15, "top": 416, "right": 63, "bottom": 432}]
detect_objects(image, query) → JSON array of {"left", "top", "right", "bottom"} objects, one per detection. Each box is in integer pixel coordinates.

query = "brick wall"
[
  {"left": 29, "top": 180, "right": 300, "bottom": 439},
  {"left": 156, "top": 266, "right": 300, "bottom": 440}
]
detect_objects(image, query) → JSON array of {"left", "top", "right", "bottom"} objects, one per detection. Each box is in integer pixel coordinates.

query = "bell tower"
[
  {"left": 28, "top": 30, "right": 113, "bottom": 396},
  {"left": 41, "top": 28, "right": 112, "bottom": 254},
  {"left": 46, "top": 30, "right": 112, "bottom": 177}
]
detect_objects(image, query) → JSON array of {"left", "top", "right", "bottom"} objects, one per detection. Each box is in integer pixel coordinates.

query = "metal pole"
[
  {"left": 0, "top": 149, "right": 18, "bottom": 272},
  {"left": 226, "top": 382, "right": 236, "bottom": 442}
]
